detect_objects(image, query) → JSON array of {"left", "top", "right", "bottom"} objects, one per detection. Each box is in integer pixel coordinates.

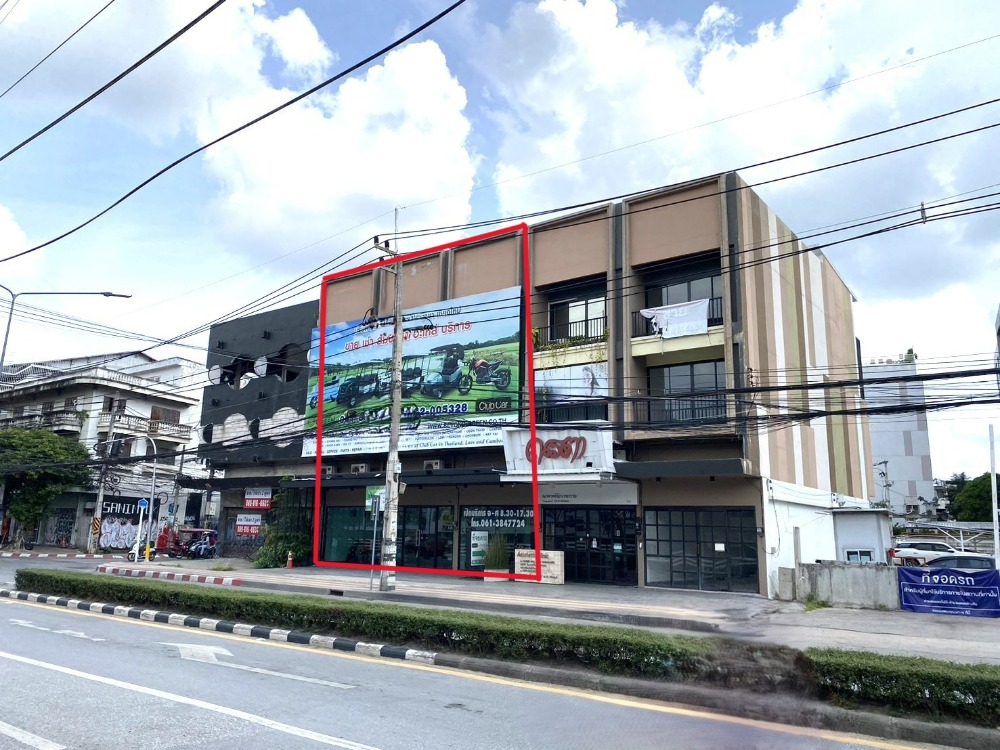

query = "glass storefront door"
[
  {"left": 543, "top": 508, "right": 637, "bottom": 585},
  {"left": 321, "top": 505, "right": 454, "bottom": 569},
  {"left": 643, "top": 507, "right": 759, "bottom": 593}
]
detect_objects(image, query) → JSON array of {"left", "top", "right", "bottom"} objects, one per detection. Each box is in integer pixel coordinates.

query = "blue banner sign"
[{"left": 898, "top": 567, "right": 1000, "bottom": 618}]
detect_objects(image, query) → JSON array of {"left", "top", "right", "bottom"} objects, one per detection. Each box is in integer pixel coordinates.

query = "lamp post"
[{"left": 0, "top": 285, "right": 131, "bottom": 370}]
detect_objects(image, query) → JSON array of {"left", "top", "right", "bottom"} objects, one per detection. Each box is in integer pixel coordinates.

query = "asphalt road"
[{"left": 0, "top": 592, "right": 957, "bottom": 750}]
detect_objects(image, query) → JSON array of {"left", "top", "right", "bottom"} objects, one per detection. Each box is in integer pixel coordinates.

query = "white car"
[{"left": 890, "top": 541, "right": 964, "bottom": 565}]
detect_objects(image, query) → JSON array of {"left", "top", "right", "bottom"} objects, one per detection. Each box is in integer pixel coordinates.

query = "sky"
[{"left": 0, "top": 0, "right": 998, "bottom": 483}]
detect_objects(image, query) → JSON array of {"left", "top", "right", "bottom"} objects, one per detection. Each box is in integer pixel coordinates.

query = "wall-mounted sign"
[
  {"left": 537, "top": 482, "right": 637, "bottom": 506},
  {"left": 898, "top": 568, "right": 1000, "bottom": 618},
  {"left": 365, "top": 486, "right": 386, "bottom": 514},
  {"left": 235, "top": 513, "right": 263, "bottom": 537},
  {"left": 502, "top": 424, "right": 614, "bottom": 476},
  {"left": 243, "top": 487, "right": 272, "bottom": 510},
  {"left": 514, "top": 549, "right": 565, "bottom": 585}
]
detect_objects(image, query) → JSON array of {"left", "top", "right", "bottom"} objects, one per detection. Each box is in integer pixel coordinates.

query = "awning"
[
  {"left": 175, "top": 475, "right": 287, "bottom": 491},
  {"left": 613, "top": 458, "right": 750, "bottom": 479}
]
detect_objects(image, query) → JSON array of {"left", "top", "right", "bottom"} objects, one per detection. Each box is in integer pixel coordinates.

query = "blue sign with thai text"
[{"left": 898, "top": 567, "right": 1000, "bottom": 618}]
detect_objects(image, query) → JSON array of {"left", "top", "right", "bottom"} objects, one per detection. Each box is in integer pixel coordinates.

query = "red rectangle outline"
[{"left": 311, "top": 223, "right": 541, "bottom": 581}]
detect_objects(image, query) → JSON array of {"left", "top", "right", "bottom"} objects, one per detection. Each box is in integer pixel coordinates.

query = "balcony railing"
[
  {"left": 97, "top": 411, "right": 191, "bottom": 440},
  {"left": 631, "top": 297, "right": 723, "bottom": 338},
  {"left": 632, "top": 393, "right": 728, "bottom": 427},
  {"left": 535, "top": 316, "right": 607, "bottom": 349},
  {"left": 536, "top": 401, "right": 609, "bottom": 424},
  {"left": 0, "top": 409, "right": 84, "bottom": 434}
]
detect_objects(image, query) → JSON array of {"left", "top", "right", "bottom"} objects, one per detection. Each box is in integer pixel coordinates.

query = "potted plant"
[{"left": 483, "top": 534, "right": 510, "bottom": 581}]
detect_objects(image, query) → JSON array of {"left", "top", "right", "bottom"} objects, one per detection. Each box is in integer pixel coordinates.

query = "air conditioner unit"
[
  {"left": 423, "top": 459, "right": 441, "bottom": 471},
  {"left": 350, "top": 463, "right": 369, "bottom": 475},
  {"left": 323, "top": 466, "right": 333, "bottom": 478}
]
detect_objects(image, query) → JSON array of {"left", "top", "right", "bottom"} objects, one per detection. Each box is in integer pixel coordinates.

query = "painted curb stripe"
[{"left": 0, "top": 588, "right": 439, "bottom": 668}]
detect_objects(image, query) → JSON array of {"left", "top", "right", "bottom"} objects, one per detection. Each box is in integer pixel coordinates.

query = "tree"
[
  {"left": 950, "top": 472, "right": 1000, "bottom": 522},
  {"left": 0, "top": 429, "right": 93, "bottom": 549}
]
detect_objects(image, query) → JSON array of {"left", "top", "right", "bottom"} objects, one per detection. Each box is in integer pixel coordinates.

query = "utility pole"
[
  {"left": 88, "top": 406, "right": 118, "bottom": 554},
  {"left": 379, "top": 212, "right": 402, "bottom": 592}
]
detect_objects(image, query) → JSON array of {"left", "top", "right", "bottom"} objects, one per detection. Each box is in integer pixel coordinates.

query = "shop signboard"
[
  {"left": 304, "top": 286, "right": 522, "bottom": 457},
  {"left": 502, "top": 423, "right": 615, "bottom": 476},
  {"left": 243, "top": 487, "right": 272, "bottom": 510},
  {"left": 470, "top": 531, "right": 488, "bottom": 567},
  {"left": 536, "top": 362, "right": 608, "bottom": 402},
  {"left": 898, "top": 567, "right": 1000, "bottom": 618},
  {"left": 365, "top": 486, "right": 386, "bottom": 514},
  {"left": 537, "top": 482, "right": 637, "bottom": 506},
  {"left": 235, "top": 513, "right": 263, "bottom": 538},
  {"left": 514, "top": 549, "right": 565, "bottom": 585}
]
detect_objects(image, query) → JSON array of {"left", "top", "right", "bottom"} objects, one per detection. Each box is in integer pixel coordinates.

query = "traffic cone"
[{"left": 286, "top": 550, "right": 294, "bottom": 569}]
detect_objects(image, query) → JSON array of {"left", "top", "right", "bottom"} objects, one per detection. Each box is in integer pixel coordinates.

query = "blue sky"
[{"left": 0, "top": 0, "right": 998, "bottom": 477}]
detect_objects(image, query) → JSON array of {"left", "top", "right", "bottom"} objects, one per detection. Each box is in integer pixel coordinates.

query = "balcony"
[
  {"left": 97, "top": 411, "right": 191, "bottom": 441},
  {"left": 535, "top": 316, "right": 608, "bottom": 350},
  {"left": 631, "top": 392, "right": 728, "bottom": 428},
  {"left": 0, "top": 409, "right": 84, "bottom": 435},
  {"left": 631, "top": 297, "right": 723, "bottom": 338}
]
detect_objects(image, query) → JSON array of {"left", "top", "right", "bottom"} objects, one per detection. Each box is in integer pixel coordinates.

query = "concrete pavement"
[{"left": 82, "top": 553, "right": 1000, "bottom": 666}]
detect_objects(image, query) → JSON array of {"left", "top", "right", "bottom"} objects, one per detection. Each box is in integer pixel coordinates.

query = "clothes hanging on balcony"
[{"left": 639, "top": 299, "right": 710, "bottom": 339}]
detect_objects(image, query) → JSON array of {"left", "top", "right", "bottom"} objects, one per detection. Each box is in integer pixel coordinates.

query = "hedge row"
[
  {"left": 805, "top": 648, "right": 1000, "bottom": 726},
  {"left": 13, "top": 569, "right": 717, "bottom": 679},
  {"left": 18, "top": 569, "right": 1000, "bottom": 725}
]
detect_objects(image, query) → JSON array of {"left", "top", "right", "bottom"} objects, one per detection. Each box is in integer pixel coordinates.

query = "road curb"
[
  {"left": 1, "top": 586, "right": 994, "bottom": 749},
  {"left": 94, "top": 564, "right": 720, "bottom": 633},
  {"left": 2, "top": 552, "right": 124, "bottom": 559},
  {"left": 97, "top": 564, "right": 243, "bottom": 587}
]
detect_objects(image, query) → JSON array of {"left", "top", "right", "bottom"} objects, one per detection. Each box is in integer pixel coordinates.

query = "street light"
[{"left": 0, "top": 285, "right": 131, "bottom": 370}]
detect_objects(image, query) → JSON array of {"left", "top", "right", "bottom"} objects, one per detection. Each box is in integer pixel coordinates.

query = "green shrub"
[
  {"left": 14, "top": 568, "right": 715, "bottom": 679},
  {"left": 805, "top": 648, "right": 1000, "bottom": 726},
  {"left": 483, "top": 535, "right": 509, "bottom": 570},
  {"left": 253, "top": 529, "right": 312, "bottom": 568}
]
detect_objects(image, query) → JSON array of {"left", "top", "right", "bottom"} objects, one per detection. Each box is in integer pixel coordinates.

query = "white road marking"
[
  {"left": 160, "top": 642, "right": 353, "bottom": 689},
  {"left": 0, "top": 719, "right": 65, "bottom": 750},
  {"left": 0, "top": 649, "right": 376, "bottom": 749},
  {"left": 9, "top": 618, "right": 105, "bottom": 641}
]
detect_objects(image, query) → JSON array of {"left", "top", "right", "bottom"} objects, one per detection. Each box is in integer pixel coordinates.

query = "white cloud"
[{"left": 251, "top": 7, "right": 336, "bottom": 83}]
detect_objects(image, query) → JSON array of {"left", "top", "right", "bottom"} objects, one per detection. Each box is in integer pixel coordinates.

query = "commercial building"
[
  {"left": 0, "top": 353, "right": 209, "bottom": 549},
  {"left": 864, "top": 352, "right": 936, "bottom": 518},
  {"left": 198, "top": 172, "right": 882, "bottom": 596}
]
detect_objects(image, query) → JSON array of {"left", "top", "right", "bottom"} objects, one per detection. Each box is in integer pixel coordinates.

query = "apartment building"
[{"left": 0, "top": 352, "right": 208, "bottom": 549}]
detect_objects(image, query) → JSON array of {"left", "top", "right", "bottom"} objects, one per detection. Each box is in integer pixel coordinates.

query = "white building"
[
  {"left": 0, "top": 352, "right": 210, "bottom": 549},
  {"left": 864, "top": 352, "right": 935, "bottom": 518}
]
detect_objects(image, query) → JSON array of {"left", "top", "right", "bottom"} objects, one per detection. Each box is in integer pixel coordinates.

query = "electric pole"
[
  {"left": 379, "top": 212, "right": 403, "bottom": 592},
  {"left": 88, "top": 406, "right": 118, "bottom": 554}
]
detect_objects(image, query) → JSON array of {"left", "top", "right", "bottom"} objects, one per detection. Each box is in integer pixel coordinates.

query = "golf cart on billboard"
[
  {"left": 400, "top": 355, "right": 427, "bottom": 396},
  {"left": 421, "top": 344, "right": 472, "bottom": 399},
  {"left": 307, "top": 375, "right": 341, "bottom": 409},
  {"left": 336, "top": 364, "right": 384, "bottom": 408}
]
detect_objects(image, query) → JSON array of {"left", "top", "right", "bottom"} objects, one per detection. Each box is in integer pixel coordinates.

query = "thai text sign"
[
  {"left": 514, "top": 549, "right": 565, "bottom": 585},
  {"left": 898, "top": 567, "right": 1000, "bottom": 618},
  {"left": 243, "top": 487, "right": 272, "bottom": 510},
  {"left": 502, "top": 424, "right": 614, "bottom": 475},
  {"left": 304, "top": 286, "right": 522, "bottom": 457},
  {"left": 235, "top": 513, "right": 263, "bottom": 537}
]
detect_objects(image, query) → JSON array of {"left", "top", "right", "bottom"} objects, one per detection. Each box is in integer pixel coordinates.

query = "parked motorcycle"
[
  {"left": 126, "top": 544, "right": 157, "bottom": 562},
  {"left": 468, "top": 357, "right": 512, "bottom": 390}
]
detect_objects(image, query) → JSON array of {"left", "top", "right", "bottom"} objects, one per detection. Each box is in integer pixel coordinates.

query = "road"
[{"left": 0, "top": 591, "right": 956, "bottom": 750}]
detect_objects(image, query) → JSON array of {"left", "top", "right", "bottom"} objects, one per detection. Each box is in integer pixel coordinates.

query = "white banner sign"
[
  {"left": 538, "top": 482, "right": 637, "bottom": 506},
  {"left": 244, "top": 488, "right": 272, "bottom": 500},
  {"left": 236, "top": 514, "right": 262, "bottom": 527},
  {"left": 640, "top": 298, "right": 710, "bottom": 339},
  {"left": 502, "top": 424, "right": 614, "bottom": 475},
  {"left": 514, "top": 549, "right": 565, "bottom": 584}
]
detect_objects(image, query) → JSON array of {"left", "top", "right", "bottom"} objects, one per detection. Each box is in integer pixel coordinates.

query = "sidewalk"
[{"left": 83, "top": 554, "right": 1000, "bottom": 666}]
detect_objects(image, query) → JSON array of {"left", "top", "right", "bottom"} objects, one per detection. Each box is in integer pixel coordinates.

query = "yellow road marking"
[{"left": 0, "top": 597, "right": 942, "bottom": 750}]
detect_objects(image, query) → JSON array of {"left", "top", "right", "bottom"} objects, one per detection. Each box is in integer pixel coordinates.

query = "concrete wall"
[{"left": 790, "top": 562, "right": 900, "bottom": 609}]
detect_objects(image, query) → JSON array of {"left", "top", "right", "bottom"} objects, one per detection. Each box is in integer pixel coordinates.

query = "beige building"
[{"left": 296, "top": 171, "right": 879, "bottom": 596}]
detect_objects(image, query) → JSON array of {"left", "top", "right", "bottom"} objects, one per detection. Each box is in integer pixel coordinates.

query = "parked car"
[
  {"left": 925, "top": 554, "right": 997, "bottom": 572},
  {"left": 889, "top": 541, "right": 957, "bottom": 565}
]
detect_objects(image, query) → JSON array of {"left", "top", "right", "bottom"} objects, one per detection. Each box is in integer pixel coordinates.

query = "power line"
[
  {"left": 0, "top": 0, "right": 117, "bottom": 101},
  {"left": 0, "top": 0, "right": 228, "bottom": 164},
  {"left": 0, "top": 0, "right": 470, "bottom": 265}
]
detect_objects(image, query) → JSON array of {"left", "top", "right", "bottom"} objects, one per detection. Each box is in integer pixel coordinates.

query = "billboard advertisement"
[
  {"left": 303, "top": 286, "right": 522, "bottom": 457},
  {"left": 536, "top": 362, "right": 608, "bottom": 402}
]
